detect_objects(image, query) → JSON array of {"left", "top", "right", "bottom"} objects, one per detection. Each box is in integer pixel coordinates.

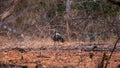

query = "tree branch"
[
  {"left": 0, "top": 0, "right": 19, "bottom": 22},
  {"left": 104, "top": 37, "right": 120, "bottom": 68}
]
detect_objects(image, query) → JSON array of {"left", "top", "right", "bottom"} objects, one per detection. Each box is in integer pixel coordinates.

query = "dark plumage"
[
  {"left": 93, "top": 45, "right": 97, "bottom": 50},
  {"left": 92, "top": 45, "right": 98, "bottom": 51},
  {"left": 52, "top": 31, "right": 64, "bottom": 43}
]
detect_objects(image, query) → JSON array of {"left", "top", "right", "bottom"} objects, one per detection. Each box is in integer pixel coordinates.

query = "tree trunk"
[{"left": 65, "top": 0, "right": 71, "bottom": 41}]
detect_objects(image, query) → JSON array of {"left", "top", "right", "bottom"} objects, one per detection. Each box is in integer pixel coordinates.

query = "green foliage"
[
  {"left": 71, "top": 0, "right": 120, "bottom": 15},
  {"left": 71, "top": 0, "right": 101, "bottom": 15},
  {"left": 101, "top": 2, "right": 120, "bottom": 15},
  {"left": 47, "top": 0, "right": 65, "bottom": 18},
  {"left": 57, "top": 1, "right": 65, "bottom": 15},
  {"left": 82, "top": 1, "right": 100, "bottom": 11},
  {"left": 47, "top": 7, "right": 56, "bottom": 18}
]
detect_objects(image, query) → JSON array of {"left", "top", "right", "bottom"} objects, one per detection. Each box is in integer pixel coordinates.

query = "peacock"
[{"left": 51, "top": 31, "right": 65, "bottom": 44}]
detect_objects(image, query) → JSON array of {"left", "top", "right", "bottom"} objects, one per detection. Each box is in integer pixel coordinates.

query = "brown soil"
[{"left": 0, "top": 36, "right": 120, "bottom": 68}]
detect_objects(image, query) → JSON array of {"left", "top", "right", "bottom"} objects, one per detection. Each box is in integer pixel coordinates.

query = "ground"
[{"left": 0, "top": 36, "right": 120, "bottom": 68}]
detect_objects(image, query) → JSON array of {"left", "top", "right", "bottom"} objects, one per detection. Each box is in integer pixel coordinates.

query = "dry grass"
[{"left": 0, "top": 36, "right": 86, "bottom": 49}]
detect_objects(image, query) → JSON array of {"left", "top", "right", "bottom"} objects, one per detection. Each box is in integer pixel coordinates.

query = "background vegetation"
[{"left": 0, "top": 0, "right": 120, "bottom": 42}]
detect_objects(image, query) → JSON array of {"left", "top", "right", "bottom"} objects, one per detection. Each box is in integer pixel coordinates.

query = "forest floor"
[{"left": 0, "top": 36, "right": 120, "bottom": 68}]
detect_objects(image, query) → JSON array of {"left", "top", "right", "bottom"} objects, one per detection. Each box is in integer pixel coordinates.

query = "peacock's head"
[{"left": 51, "top": 30, "right": 57, "bottom": 35}]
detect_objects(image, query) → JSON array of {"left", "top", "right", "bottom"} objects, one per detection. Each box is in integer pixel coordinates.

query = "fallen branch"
[{"left": 104, "top": 37, "right": 120, "bottom": 68}]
